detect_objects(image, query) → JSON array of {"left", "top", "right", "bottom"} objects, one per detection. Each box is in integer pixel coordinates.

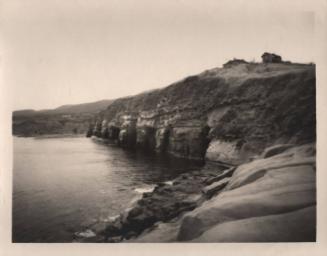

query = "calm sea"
[{"left": 13, "top": 136, "right": 202, "bottom": 242}]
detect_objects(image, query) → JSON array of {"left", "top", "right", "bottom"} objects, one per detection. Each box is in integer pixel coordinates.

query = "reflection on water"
[{"left": 13, "top": 137, "right": 203, "bottom": 242}]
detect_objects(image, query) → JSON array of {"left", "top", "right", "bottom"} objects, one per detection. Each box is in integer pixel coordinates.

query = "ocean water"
[{"left": 13, "top": 136, "right": 202, "bottom": 242}]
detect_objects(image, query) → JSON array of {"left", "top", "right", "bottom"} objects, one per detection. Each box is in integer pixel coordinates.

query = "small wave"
[
  {"left": 129, "top": 195, "right": 142, "bottom": 206},
  {"left": 108, "top": 215, "right": 120, "bottom": 222},
  {"left": 74, "top": 229, "right": 96, "bottom": 238},
  {"left": 130, "top": 185, "right": 155, "bottom": 207},
  {"left": 99, "top": 189, "right": 107, "bottom": 194},
  {"left": 134, "top": 186, "right": 155, "bottom": 194},
  {"left": 164, "top": 180, "right": 174, "bottom": 186},
  {"left": 100, "top": 214, "right": 120, "bottom": 223}
]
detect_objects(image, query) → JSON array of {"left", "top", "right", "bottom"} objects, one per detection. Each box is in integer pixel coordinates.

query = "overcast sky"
[{"left": 2, "top": 0, "right": 315, "bottom": 110}]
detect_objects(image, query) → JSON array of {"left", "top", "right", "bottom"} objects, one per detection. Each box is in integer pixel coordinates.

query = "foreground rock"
[
  {"left": 177, "top": 143, "right": 316, "bottom": 242},
  {"left": 193, "top": 206, "right": 315, "bottom": 242},
  {"left": 132, "top": 143, "right": 316, "bottom": 242}
]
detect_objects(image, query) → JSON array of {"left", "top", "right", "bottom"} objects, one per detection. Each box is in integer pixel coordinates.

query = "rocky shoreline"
[
  {"left": 74, "top": 143, "right": 315, "bottom": 242},
  {"left": 13, "top": 56, "right": 316, "bottom": 242},
  {"left": 74, "top": 161, "right": 232, "bottom": 242},
  {"left": 73, "top": 58, "right": 316, "bottom": 243}
]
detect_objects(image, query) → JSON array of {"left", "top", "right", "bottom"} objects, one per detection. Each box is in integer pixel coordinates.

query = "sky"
[{"left": 1, "top": 0, "right": 316, "bottom": 110}]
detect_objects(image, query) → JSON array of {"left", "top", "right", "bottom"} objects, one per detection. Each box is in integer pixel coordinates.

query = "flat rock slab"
[
  {"left": 192, "top": 206, "right": 316, "bottom": 242},
  {"left": 204, "top": 167, "right": 235, "bottom": 185},
  {"left": 261, "top": 144, "right": 295, "bottom": 158},
  {"left": 177, "top": 143, "right": 316, "bottom": 241},
  {"left": 202, "top": 178, "right": 230, "bottom": 198}
]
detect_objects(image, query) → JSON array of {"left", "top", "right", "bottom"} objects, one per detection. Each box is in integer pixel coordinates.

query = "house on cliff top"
[{"left": 261, "top": 52, "right": 282, "bottom": 63}]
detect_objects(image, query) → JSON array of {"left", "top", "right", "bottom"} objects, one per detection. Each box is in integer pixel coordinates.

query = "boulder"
[
  {"left": 205, "top": 140, "right": 241, "bottom": 164},
  {"left": 101, "top": 216, "right": 123, "bottom": 237}
]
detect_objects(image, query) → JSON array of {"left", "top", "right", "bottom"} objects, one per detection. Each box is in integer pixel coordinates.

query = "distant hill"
[
  {"left": 13, "top": 99, "right": 113, "bottom": 136},
  {"left": 14, "top": 99, "right": 114, "bottom": 117}
]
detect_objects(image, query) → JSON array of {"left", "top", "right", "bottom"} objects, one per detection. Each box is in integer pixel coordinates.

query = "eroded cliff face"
[{"left": 88, "top": 62, "right": 315, "bottom": 163}]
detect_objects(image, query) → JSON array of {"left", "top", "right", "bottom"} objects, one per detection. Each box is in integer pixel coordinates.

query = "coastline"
[
  {"left": 12, "top": 60, "right": 316, "bottom": 243},
  {"left": 73, "top": 142, "right": 316, "bottom": 243},
  {"left": 14, "top": 134, "right": 85, "bottom": 139},
  {"left": 74, "top": 161, "right": 230, "bottom": 242}
]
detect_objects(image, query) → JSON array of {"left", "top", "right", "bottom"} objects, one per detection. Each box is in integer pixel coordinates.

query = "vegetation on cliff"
[{"left": 89, "top": 60, "right": 315, "bottom": 162}]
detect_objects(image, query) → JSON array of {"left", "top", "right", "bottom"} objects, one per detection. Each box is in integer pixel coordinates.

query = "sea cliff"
[
  {"left": 75, "top": 58, "right": 316, "bottom": 242},
  {"left": 12, "top": 56, "right": 316, "bottom": 242},
  {"left": 88, "top": 61, "right": 315, "bottom": 164}
]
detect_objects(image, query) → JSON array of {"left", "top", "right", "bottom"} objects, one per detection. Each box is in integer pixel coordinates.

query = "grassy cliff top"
[{"left": 100, "top": 62, "right": 315, "bottom": 125}]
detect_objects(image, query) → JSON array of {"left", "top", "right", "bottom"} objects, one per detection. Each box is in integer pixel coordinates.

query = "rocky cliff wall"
[{"left": 88, "top": 62, "right": 316, "bottom": 163}]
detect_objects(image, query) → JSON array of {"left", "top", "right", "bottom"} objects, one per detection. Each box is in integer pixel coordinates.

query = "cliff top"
[
  {"left": 200, "top": 62, "right": 313, "bottom": 82},
  {"left": 100, "top": 61, "right": 315, "bottom": 120},
  {"left": 96, "top": 58, "right": 315, "bottom": 161}
]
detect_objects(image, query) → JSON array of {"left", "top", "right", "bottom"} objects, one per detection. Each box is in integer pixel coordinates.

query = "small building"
[{"left": 261, "top": 52, "right": 282, "bottom": 63}]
